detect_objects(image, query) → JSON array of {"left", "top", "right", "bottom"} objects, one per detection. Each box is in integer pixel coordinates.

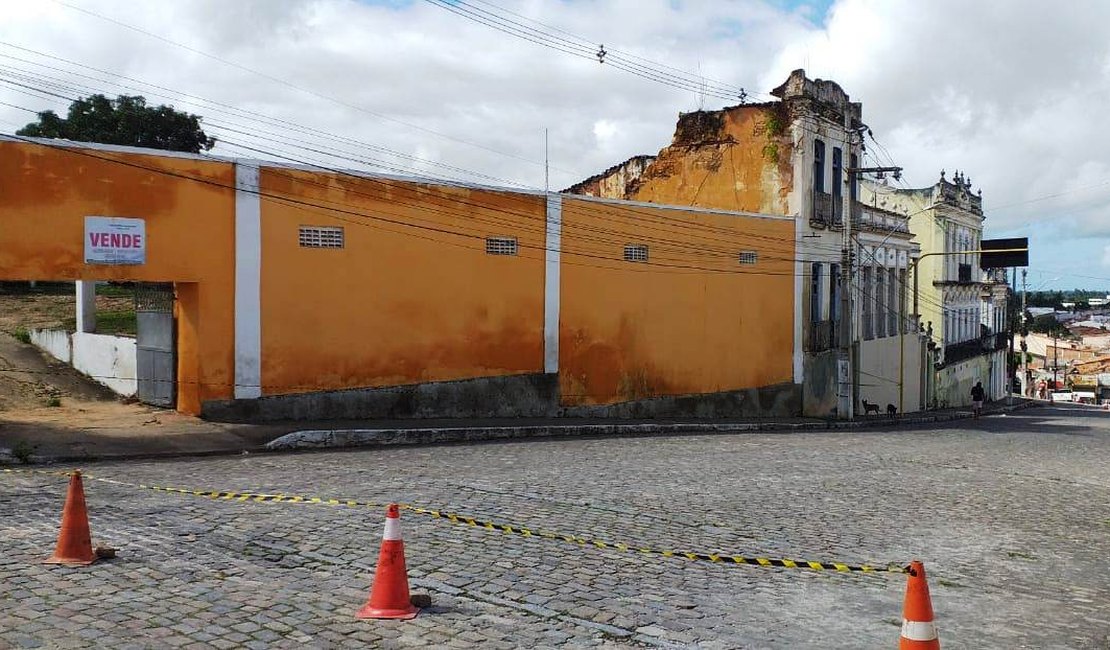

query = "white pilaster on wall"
[
  {"left": 543, "top": 194, "right": 562, "bottom": 374},
  {"left": 75, "top": 280, "right": 96, "bottom": 333},
  {"left": 792, "top": 224, "right": 804, "bottom": 384},
  {"left": 234, "top": 162, "right": 262, "bottom": 399}
]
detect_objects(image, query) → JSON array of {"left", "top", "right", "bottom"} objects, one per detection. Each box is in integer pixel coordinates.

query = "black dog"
[
  {"left": 861, "top": 399, "right": 881, "bottom": 415},
  {"left": 886, "top": 403, "right": 897, "bottom": 419}
]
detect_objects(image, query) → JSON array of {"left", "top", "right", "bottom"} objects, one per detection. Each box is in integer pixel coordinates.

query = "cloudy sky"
[{"left": 1, "top": 0, "right": 1107, "bottom": 290}]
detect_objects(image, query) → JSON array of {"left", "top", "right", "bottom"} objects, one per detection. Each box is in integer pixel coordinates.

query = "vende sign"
[{"left": 84, "top": 217, "right": 146, "bottom": 265}]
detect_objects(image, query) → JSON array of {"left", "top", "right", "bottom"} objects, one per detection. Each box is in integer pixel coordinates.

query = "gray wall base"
[{"left": 201, "top": 373, "right": 802, "bottom": 422}]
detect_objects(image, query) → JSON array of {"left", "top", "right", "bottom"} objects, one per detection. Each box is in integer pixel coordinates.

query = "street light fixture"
[{"left": 898, "top": 247, "right": 1029, "bottom": 414}]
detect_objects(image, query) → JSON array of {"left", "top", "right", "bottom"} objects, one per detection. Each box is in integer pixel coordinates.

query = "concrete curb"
[{"left": 266, "top": 401, "right": 1040, "bottom": 451}]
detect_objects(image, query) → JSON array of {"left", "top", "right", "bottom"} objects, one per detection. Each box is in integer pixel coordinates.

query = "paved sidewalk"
[{"left": 1, "top": 398, "right": 1036, "bottom": 463}]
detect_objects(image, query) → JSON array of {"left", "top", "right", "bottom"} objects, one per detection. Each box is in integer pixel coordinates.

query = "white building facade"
[{"left": 862, "top": 172, "right": 1009, "bottom": 406}]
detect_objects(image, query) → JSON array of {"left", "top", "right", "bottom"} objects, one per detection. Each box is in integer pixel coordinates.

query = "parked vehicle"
[{"left": 1050, "top": 390, "right": 1074, "bottom": 402}]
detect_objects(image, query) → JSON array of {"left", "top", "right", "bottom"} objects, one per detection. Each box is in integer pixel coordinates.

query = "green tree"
[
  {"left": 17, "top": 94, "right": 215, "bottom": 153},
  {"left": 1030, "top": 313, "right": 1069, "bottom": 337}
]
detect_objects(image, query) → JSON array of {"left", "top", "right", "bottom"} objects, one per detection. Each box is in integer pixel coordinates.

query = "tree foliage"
[
  {"left": 16, "top": 94, "right": 215, "bottom": 154},
  {"left": 1029, "top": 312, "right": 1070, "bottom": 337}
]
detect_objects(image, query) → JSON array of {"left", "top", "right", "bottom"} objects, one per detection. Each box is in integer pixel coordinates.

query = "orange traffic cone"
[
  {"left": 45, "top": 470, "right": 97, "bottom": 566},
  {"left": 899, "top": 560, "right": 939, "bottom": 649},
  {"left": 356, "top": 504, "right": 419, "bottom": 620}
]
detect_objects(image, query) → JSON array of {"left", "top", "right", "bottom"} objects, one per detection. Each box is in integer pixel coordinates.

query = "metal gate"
[{"left": 135, "top": 283, "right": 176, "bottom": 408}]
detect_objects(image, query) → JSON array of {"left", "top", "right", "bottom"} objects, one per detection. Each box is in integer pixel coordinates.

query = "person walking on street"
[{"left": 971, "top": 381, "right": 985, "bottom": 419}]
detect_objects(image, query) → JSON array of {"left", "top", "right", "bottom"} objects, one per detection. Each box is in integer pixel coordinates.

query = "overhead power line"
[
  {"left": 6, "top": 133, "right": 815, "bottom": 277},
  {"left": 0, "top": 64, "right": 830, "bottom": 263},
  {"left": 0, "top": 56, "right": 850, "bottom": 260},
  {"left": 0, "top": 44, "right": 598, "bottom": 190},
  {"left": 466, "top": 0, "right": 768, "bottom": 101},
  {"left": 422, "top": 0, "right": 764, "bottom": 103},
  {"left": 46, "top": 0, "right": 579, "bottom": 176}
]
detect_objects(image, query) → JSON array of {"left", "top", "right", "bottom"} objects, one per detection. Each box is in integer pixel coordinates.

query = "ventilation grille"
[
  {"left": 739, "top": 250, "right": 759, "bottom": 265},
  {"left": 485, "top": 237, "right": 518, "bottom": 256},
  {"left": 299, "top": 226, "right": 344, "bottom": 249},
  {"left": 623, "top": 244, "right": 649, "bottom": 262}
]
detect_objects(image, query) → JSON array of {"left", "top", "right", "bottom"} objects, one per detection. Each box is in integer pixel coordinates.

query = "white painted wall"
[
  {"left": 858, "top": 334, "right": 926, "bottom": 413},
  {"left": 29, "top": 328, "right": 71, "bottom": 363},
  {"left": 543, "top": 194, "right": 561, "bottom": 374},
  {"left": 27, "top": 328, "right": 137, "bottom": 396},
  {"left": 234, "top": 161, "right": 262, "bottom": 399},
  {"left": 75, "top": 280, "right": 96, "bottom": 333},
  {"left": 71, "top": 332, "right": 137, "bottom": 396}
]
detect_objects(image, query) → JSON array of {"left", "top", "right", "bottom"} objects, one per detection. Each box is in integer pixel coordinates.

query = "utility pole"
[
  {"left": 1053, "top": 328, "right": 1059, "bottom": 391},
  {"left": 1021, "top": 269, "right": 1028, "bottom": 399},
  {"left": 839, "top": 175, "right": 853, "bottom": 421}
]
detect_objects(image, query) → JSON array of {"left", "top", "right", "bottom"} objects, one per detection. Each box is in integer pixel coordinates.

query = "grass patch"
[
  {"left": 937, "top": 578, "right": 966, "bottom": 588},
  {"left": 96, "top": 282, "right": 135, "bottom": 298},
  {"left": 44, "top": 396, "right": 62, "bottom": 408},
  {"left": 63, "top": 310, "right": 138, "bottom": 337},
  {"left": 1006, "top": 550, "right": 1036, "bottom": 560},
  {"left": 12, "top": 440, "right": 36, "bottom": 464},
  {"left": 12, "top": 326, "right": 31, "bottom": 344},
  {"left": 97, "top": 310, "right": 138, "bottom": 336}
]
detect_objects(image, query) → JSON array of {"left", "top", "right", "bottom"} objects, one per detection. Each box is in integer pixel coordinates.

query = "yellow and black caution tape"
[
  {"left": 2, "top": 467, "right": 906, "bottom": 574},
  {"left": 401, "top": 503, "right": 905, "bottom": 573}
]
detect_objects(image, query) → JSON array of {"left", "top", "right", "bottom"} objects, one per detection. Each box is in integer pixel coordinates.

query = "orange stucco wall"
[
  {"left": 2, "top": 139, "right": 798, "bottom": 417},
  {"left": 257, "top": 168, "right": 546, "bottom": 394},
  {"left": 558, "top": 197, "right": 795, "bottom": 405},
  {"left": 0, "top": 141, "right": 236, "bottom": 413},
  {"left": 630, "top": 106, "right": 794, "bottom": 215}
]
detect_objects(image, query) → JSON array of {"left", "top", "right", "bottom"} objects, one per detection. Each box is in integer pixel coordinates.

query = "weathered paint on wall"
[
  {"left": 627, "top": 106, "right": 794, "bottom": 214},
  {"left": 935, "top": 350, "right": 1007, "bottom": 407},
  {"left": 71, "top": 332, "right": 138, "bottom": 396},
  {"left": 28, "top": 328, "right": 137, "bottom": 396},
  {"left": 29, "top": 328, "right": 72, "bottom": 363},
  {"left": 257, "top": 168, "right": 547, "bottom": 395},
  {"left": 858, "top": 335, "right": 925, "bottom": 413},
  {"left": 564, "top": 155, "right": 656, "bottom": 198},
  {"left": 0, "top": 140, "right": 236, "bottom": 414},
  {"left": 558, "top": 197, "right": 795, "bottom": 405},
  {"left": 802, "top": 350, "right": 839, "bottom": 417},
  {"left": 2, "top": 139, "right": 802, "bottom": 419}
]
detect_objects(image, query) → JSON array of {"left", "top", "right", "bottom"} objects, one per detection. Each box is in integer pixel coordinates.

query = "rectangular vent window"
[
  {"left": 299, "top": 226, "right": 344, "bottom": 249},
  {"left": 623, "top": 244, "right": 649, "bottom": 262},
  {"left": 739, "top": 250, "right": 759, "bottom": 265},
  {"left": 485, "top": 237, "right": 518, "bottom": 256}
]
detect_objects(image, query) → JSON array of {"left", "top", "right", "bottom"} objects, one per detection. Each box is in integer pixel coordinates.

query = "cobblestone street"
[{"left": 3, "top": 404, "right": 1110, "bottom": 648}]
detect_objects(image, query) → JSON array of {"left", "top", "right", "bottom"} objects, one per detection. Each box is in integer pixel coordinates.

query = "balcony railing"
[
  {"left": 808, "top": 319, "right": 835, "bottom": 353},
  {"left": 856, "top": 203, "right": 910, "bottom": 234},
  {"left": 811, "top": 192, "right": 843, "bottom": 228},
  {"left": 943, "top": 333, "right": 1005, "bottom": 365},
  {"left": 943, "top": 338, "right": 984, "bottom": 365}
]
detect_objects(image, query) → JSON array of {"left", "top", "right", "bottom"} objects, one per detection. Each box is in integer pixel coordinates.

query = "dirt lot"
[
  {"left": 0, "top": 291, "right": 135, "bottom": 414},
  {"left": 0, "top": 292, "right": 134, "bottom": 337},
  {"left": 0, "top": 290, "right": 209, "bottom": 451}
]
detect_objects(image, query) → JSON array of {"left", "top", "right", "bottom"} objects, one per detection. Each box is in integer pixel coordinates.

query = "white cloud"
[{"left": 1, "top": 0, "right": 1108, "bottom": 285}]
